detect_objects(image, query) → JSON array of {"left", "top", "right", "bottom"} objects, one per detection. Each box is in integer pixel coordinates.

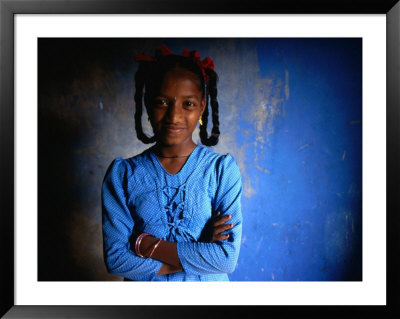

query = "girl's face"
[{"left": 148, "top": 68, "right": 206, "bottom": 148}]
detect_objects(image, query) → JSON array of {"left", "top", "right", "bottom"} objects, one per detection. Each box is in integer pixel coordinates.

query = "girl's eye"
[
  {"left": 155, "top": 99, "right": 168, "bottom": 107},
  {"left": 184, "top": 101, "right": 196, "bottom": 107}
]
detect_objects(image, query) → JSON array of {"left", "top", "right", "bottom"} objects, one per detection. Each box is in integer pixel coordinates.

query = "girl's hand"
[
  {"left": 210, "top": 212, "right": 234, "bottom": 242},
  {"left": 199, "top": 211, "right": 234, "bottom": 242}
]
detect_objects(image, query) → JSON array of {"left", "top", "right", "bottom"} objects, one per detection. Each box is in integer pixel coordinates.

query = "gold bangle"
[
  {"left": 135, "top": 233, "right": 149, "bottom": 258},
  {"left": 148, "top": 238, "right": 163, "bottom": 259}
]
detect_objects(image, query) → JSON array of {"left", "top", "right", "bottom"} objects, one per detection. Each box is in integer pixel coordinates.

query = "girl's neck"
[{"left": 152, "top": 141, "right": 197, "bottom": 158}]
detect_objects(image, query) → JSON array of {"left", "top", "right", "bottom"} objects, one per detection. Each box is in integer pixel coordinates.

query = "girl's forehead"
[
  {"left": 150, "top": 68, "right": 203, "bottom": 93},
  {"left": 162, "top": 70, "right": 198, "bottom": 85},
  {"left": 162, "top": 67, "right": 199, "bottom": 81},
  {"left": 158, "top": 80, "right": 203, "bottom": 99}
]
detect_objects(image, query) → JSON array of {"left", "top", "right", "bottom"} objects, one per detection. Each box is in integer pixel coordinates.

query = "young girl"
[{"left": 102, "top": 45, "right": 242, "bottom": 281}]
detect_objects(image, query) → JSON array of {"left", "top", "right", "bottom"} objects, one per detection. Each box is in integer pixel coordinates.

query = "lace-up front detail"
[{"left": 162, "top": 183, "right": 187, "bottom": 239}]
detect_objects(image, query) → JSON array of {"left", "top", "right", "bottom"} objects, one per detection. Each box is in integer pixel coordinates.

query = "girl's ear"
[{"left": 200, "top": 98, "right": 206, "bottom": 116}]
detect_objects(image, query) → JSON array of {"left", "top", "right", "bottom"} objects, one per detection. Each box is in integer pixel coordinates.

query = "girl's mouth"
[{"left": 165, "top": 126, "right": 184, "bottom": 134}]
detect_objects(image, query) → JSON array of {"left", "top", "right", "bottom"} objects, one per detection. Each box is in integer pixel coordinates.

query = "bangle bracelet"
[
  {"left": 135, "top": 233, "right": 149, "bottom": 258},
  {"left": 148, "top": 238, "right": 162, "bottom": 259}
]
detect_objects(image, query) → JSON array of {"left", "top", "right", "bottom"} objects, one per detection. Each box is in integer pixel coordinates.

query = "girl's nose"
[{"left": 167, "top": 101, "right": 182, "bottom": 121}]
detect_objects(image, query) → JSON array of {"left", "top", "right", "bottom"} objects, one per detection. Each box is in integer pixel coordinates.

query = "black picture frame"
[{"left": 1, "top": 1, "right": 399, "bottom": 318}]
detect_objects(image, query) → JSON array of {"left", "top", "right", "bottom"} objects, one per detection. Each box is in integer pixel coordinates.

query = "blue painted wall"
[{"left": 39, "top": 38, "right": 361, "bottom": 281}]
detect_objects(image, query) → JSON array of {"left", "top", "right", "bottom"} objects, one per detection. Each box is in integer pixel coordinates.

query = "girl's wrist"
[{"left": 140, "top": 235, "right": 159, "bottom": 257}]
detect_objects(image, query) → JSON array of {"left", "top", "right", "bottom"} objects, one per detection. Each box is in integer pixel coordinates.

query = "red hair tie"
[
  {"left": 157, "top": 44, "right": 173, "bottom": 56},
  {"left": 134, "top": 54, "right": 153, "bottom": 62},
  {"left": 182, "top": 49, "right": 214, "bottom": 84},
  {"left": 134, "top": 45, "right": 215, "bottom": 85}
]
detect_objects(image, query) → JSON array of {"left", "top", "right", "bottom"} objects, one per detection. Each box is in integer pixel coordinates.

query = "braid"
[
  {"left": 134, "top": 64, "right": 156, "bottom": 144},
  {"left": 199, "top": 69, "right": 220, "bottom": 146}
]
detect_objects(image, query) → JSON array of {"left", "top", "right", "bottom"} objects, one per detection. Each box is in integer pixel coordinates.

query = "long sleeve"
[
  {"left": 102, "top": 158, "right": 163, "bottom": 281},
  {"left": 176, "top": 154, "right": 243, "bottom": 275}
]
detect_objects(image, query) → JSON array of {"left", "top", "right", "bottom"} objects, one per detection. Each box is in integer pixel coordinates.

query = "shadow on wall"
[
  {"left": 38, "top": 95, "right": 117, "bottom": 281},
  {"left": 38, "top": 39, "right": 130, "bottom": 281}
]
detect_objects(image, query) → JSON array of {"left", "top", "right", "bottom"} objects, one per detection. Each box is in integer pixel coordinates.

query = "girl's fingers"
[
  {"left": 214, "top": 234, "right": 230, "bottom": 241},
  {"left": 209, "top": 212, "right": 234, "bottom": 242},
  {"left": 214, "top": 223, "right": 234, "bottom": 235},
  {"left": 213, "top": 214, "right": 232, "bottom": 227}
]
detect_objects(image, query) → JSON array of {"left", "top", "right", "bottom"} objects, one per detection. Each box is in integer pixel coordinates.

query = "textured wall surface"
[{"left": 38, "top": 38, "right": 362, "bottom": 281}]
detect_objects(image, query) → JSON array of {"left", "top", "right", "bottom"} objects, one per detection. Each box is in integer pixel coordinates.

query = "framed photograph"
[{"left": 1, "top": 0, "right": 399, "bottom": 318}]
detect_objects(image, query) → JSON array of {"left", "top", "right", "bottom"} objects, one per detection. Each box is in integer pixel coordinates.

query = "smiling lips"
[{"left": 164, "top": 125, "right": 185, "bottom": 134}]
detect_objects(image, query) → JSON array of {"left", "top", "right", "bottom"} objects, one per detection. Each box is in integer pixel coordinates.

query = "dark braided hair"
[
  {"left": 200, "top": 67, "right": 220, "bottom": 146},
  {"left": 134, "top": 62, "right": 156, "bottom": 144},
  {"left": 134, "top": 49, "right": 220, "bottom": 146}
]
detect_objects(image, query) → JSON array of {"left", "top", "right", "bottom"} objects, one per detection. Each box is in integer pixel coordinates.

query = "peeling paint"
[
  {"left": 215, "top": 134, "right": 256, "bottom": 198},
  {"left": 284, "top": 69, "right": 290, "bottom": 101},
  {"left": 255, "top": 238, "right": 263, "bottom": 252},
  {"left": 297, "top": 144, "right": 310, "bottom": 151},
  {"left": 209, "top": 41, "right": 287, "bottom": 198},
  {"left": 256, "top": 165, "right": 271, "bottom": 174}
]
